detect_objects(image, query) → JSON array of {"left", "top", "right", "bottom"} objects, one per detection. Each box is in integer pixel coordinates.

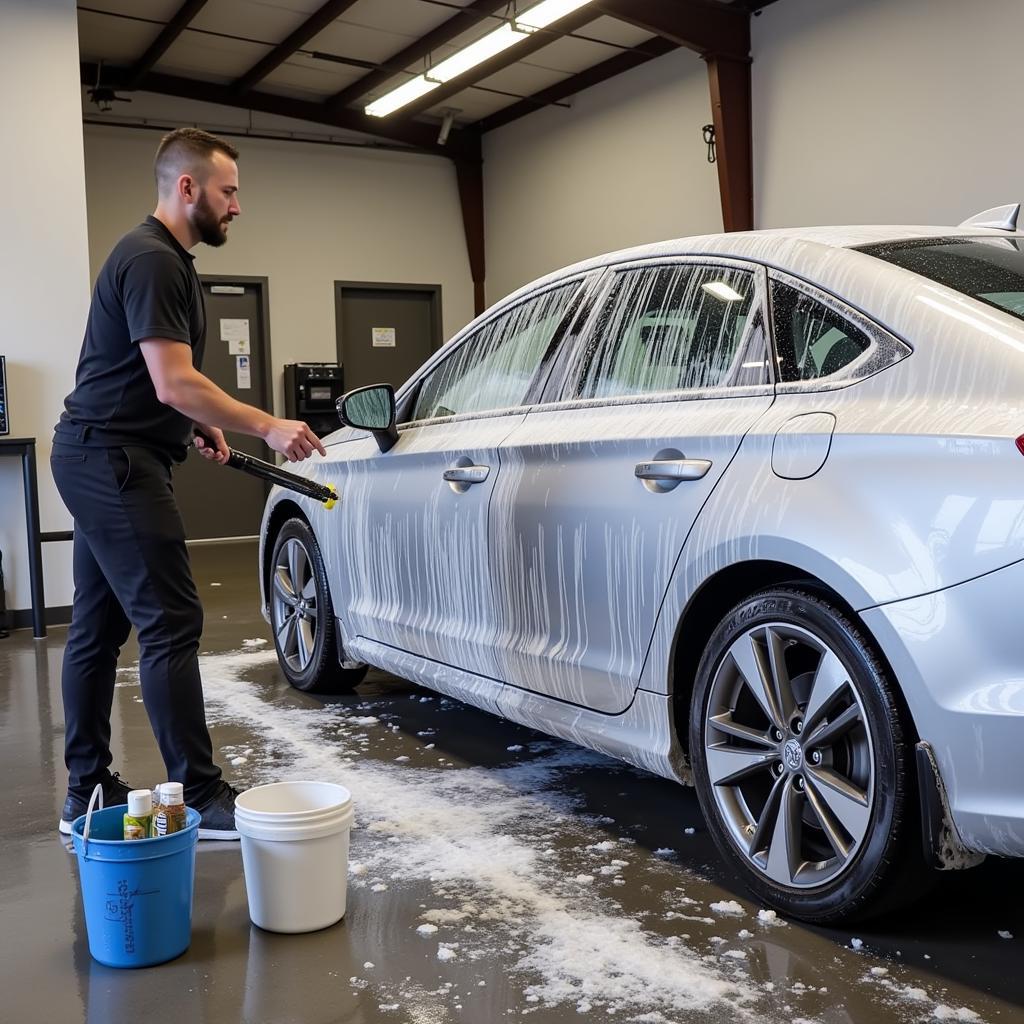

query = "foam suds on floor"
[{"left": 191, "top": 648, "right": 987, "bottom": 1024}]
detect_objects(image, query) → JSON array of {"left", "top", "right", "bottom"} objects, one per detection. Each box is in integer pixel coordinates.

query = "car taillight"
[{"left": 1017, "top": 436, "right": 1024, "bottom": 456}]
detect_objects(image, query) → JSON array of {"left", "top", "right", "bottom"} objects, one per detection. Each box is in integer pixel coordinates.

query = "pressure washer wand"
[{"left": 193, "top": 430, "right": 338, "bottom": 510}]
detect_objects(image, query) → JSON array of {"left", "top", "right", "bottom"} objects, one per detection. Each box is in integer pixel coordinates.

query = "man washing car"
[{"left": 52, "top": 128, "right": 324, "bottom": 838}]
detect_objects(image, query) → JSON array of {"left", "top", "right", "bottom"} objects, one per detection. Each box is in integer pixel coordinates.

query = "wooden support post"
[
  {"left": 455, "top": 142, "right": 486, "bottom": 316},
  {"left": 706, "top": 55, "right": 753, "bottom": 232}
]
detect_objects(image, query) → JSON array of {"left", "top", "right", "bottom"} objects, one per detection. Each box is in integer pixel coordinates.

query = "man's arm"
[{"left": 140, "top": 339, "right": 326, "bottom": 461}]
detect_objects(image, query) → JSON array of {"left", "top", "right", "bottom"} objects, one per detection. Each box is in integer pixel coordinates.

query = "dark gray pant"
[{"left": 51, "top": 442, "right": 221, "bottom": 803}]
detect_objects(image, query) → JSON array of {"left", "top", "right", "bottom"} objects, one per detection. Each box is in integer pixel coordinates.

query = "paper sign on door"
[
  {"left": 236, "top": 355, "right": 252, "bottom": 390},
  {"left": 372, "top": 327, "right": 396, "bottom": 348},
  {"left": 221, "top": 318, "right": 251, "bottom": 355}
]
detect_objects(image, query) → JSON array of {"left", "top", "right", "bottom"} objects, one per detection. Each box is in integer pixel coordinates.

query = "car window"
[
  {"left": 769, "top": 280, "right": 872, "bottom": 382},
  {"left": 854, "top": 236, "right": 1024, "bottom": 323},
  {"left": 411, "top": 283, "right": 580, "bottom": 421},
  {"left": 568, "top": 264, "right": 761, "bottom": 400}
]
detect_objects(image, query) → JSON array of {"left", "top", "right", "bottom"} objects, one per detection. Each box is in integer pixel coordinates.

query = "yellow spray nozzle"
[{"left": 323, "top": 484, "right": 338, "bottom": 511}]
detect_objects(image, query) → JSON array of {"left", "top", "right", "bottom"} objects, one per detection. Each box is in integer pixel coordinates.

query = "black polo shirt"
[{"left": 57, "top": 215, "right": 206, "bottom": 462}]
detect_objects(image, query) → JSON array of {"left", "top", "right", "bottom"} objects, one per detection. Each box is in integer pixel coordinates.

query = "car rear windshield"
[{"left": 855, "top": 236, "right": 1024, "bottom": 321}]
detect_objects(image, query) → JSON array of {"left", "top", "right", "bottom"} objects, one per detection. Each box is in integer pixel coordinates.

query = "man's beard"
[{"left": 194, "top": 188, "right": 230, "bottom": 247}]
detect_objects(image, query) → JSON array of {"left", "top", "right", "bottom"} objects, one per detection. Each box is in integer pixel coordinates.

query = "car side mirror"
[{"left": 336, "top": 384, "right": 398, "bottom": 453}]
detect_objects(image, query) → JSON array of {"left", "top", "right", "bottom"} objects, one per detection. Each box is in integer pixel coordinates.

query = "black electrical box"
[{"left": 283, "top": 362, "right": 345, "bottom": 437}]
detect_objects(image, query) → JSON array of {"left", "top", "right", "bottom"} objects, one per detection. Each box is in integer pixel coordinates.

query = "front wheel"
[
  {"left": 689, "top": 587, "right": 926, "bottom": 923},
  {"left": 269, "top": 518, "right": 367, "bottom": 694}
]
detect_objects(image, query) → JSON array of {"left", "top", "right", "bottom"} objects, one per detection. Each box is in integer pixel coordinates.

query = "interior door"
[
  {"left": 335, "top": 284, "right": 440, "bottom": 392},
  {"left": 489, "top": 260, "right": 774, "bottom": 713},
  {"left": 175, "top": 279, "right": 272, "bottom": 540}
]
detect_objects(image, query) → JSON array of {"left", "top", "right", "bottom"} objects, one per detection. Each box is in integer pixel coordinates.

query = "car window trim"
[
  {"left": 520, "top": 381, "right": 776, "bottom": 418},
  {"left": 536, "top": 268, "right": 616, "bottom": 405},
  {"left": 519, "top": 270, "right": 604, "bottom": 408}
]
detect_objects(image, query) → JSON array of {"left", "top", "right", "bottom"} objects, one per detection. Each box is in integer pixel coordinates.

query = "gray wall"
[
  {"left": 0, "top": 0, "right": 91, "bottom": 613},
  {"left": 483, "top": 47, "right": 722, "bottom": 302},
  {"left": 483, "top": 0, "right": 1024, "bottom": 299},
  {"left": 83, "top": 120, "right": 476, "bottom": 419},
  {"left": 751, "top": 0, "right": 1024, "bottom": 227}
]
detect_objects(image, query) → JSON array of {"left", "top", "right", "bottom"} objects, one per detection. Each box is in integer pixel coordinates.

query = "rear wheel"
[
  {"left": 269, "top": 518, "right": 367, "bottom": 694},
  {"left": 689, "top": 587, "right": 927, "bottom": 923}
]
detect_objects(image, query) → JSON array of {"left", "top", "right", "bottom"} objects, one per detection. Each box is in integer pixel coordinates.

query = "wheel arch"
[
  {"left": 667, "top": 559, "right": 920, "bottom": 761},
  {"left": 261, "top": 498, "right": 366, "bottom": 685},
  {"left": 261, "top": 498, "right": 308, "bottom": 614}
]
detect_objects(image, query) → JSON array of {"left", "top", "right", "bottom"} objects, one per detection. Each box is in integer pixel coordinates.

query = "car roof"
[
  {"left": 482, "top": 224, "right": 1024, "bottom": 334},
  {"left": 520, "top": 224, "right": 1024, "bottom": 290},
  {"left": 455, "top": 223, "right": 1024, "bottom": 373}
]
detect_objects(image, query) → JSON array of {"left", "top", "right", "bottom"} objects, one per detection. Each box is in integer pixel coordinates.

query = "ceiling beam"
[
  {"left": 80, "top": 62, "right": 477, "bottom": 160},
  {"left": 325, "top": 0, "right": 509, "bottom": 114},
  {"left": 475, "top": 36, "right": 677, "bottom": 133},
  {"left": 393, "top": 7, "right": 603, "bottom": 123},
  {"left": 123, "top": 0, "right": 211, "bottom": 91},
  {"left": 594, "top": 0, "right": 749, "bottom": 59},
  {"left": 231, "top": 0, "right": 361, "bottom": 96}
]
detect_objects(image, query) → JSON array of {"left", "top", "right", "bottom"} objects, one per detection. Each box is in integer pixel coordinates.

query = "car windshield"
[{"left": 855, "top": 236, "right": 1024, "bottom": 322}]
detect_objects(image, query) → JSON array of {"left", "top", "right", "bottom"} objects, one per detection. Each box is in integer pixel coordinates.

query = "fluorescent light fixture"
[
  {"left": 364, "top": 75, "right": 438, "bottom": 118},
  {"left": 431, "top": 24, "right": 521, "bottom": 83},
  {"left": 702, "top": 281, "right": 745, "bottom": 302},
  {"left": 516, "top": 0, "right": 592, "bottom": 30},
  {"left": 365, "top": 0, "right": 594, "bottom": 118}
]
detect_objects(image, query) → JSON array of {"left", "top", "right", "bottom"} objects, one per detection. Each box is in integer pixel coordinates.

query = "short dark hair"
[{"left": 154, "top": 127, "right": 239, "bottom": 197}]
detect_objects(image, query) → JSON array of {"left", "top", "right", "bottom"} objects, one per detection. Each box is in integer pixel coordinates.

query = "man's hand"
[
  {"left": 264, "top": 419, "right": 327, "bottom": 462},
  {"left": 193, "top": 424, "right": 230, "bottom": 463}
]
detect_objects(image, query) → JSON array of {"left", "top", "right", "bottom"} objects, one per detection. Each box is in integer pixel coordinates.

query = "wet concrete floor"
[{"left": 1, "top": 541, "right": 1022, "bottom": 1023}]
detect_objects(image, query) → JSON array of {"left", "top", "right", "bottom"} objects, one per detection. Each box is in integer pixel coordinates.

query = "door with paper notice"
[{"left": 175, "top": 278, "right": 273, "bottom": 540}]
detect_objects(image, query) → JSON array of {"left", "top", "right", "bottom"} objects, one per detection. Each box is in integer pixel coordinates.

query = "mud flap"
[{"left": 916, "top": 741, "right": 985, "bottom": 871}]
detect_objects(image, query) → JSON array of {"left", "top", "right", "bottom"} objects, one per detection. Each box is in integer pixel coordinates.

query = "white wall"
[
  {"left": 483, "top": 48, "right": 722, "bottom": 302},
  {"left": 0, "top": 0, "right": 91, "bottom": 617},
  {"left": 752, "top": 0, "right": 1024, "bottom": 228},
  {"left": 83, "top": 120, "right": 476, "bottom": 418}
]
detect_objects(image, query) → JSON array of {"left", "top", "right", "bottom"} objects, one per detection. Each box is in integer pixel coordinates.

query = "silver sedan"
[{"left": 259, "top": 212, "right": 1024, "bottom": 922}]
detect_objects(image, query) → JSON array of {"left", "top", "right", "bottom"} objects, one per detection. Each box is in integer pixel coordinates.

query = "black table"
[{"left": 1, "top": 438, "right": 47, "bottom": 638}]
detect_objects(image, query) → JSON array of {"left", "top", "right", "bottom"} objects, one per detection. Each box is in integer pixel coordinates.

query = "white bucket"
[{"left": 234, "top": 781, "right": 354, "bottom": 934}]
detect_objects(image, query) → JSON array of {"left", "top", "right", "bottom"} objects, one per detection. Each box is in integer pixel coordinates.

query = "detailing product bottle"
[
  {"left": 124, "top": 789, "right": 154, "bottom": 840},
  {"left": 153, "top": 782, "right": 187, "bottom": 836}
]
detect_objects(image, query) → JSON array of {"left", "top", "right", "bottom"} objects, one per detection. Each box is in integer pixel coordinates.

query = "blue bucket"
[{"left": 71, "top": 789, "right": 200, "bottom": 968}]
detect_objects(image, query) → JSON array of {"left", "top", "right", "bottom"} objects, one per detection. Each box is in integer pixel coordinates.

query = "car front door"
[
  {"left": 489, "top": 259, "right": 775, "bottom": 713},
  {"left": 331, "top": 279, "right": 587, "bottom": 678}
]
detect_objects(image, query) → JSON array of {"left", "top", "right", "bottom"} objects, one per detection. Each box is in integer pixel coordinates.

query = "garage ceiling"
[
  {"left": 78, "top": 0, "right": 775, "bottom": 157},
  {"left": 79, "top": 0, "right": 775, "bottom": 304}
]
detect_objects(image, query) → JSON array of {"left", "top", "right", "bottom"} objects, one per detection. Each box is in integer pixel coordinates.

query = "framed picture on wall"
[{"left": 0, "top": 356, "right": 7, "bottom": 436}]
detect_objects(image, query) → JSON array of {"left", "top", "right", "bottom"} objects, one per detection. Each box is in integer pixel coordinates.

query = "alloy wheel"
[
  {"left": 703, "top": 622, "right": 875, "bottom": 889},
  {"left": 271, "top": 537, "right": 319, "bottom": 672}
]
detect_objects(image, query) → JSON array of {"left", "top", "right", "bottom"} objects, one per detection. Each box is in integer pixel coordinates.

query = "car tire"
[
  {"left": 689, "top": 586, "right": 928, "bottom": 923},
  {"left": 269, "top": 518, "right": 367, "bottom": 695}
]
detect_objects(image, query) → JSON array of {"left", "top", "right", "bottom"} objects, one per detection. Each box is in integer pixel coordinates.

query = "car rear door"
[
  {"left": 332, "top": 279, "right": 588, "bottom": 679},
  {"left": 489, "top": 258, "right": 775, "bottom": 713}
]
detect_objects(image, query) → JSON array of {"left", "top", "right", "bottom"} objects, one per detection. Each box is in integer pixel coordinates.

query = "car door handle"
[
  {"left": 443, "top": 465, "right": 490, "bottom": 484},
  {"left": 634, "top": 459, "right": 712, "bottom": 481}
]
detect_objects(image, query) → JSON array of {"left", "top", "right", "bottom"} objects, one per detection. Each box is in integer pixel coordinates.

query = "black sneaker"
[
  {"left": 194, "top": 781, "right": 241, "bottom": 841},
  {"left": 58, "top": 772, "right": 134, "bottom": 835}
]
